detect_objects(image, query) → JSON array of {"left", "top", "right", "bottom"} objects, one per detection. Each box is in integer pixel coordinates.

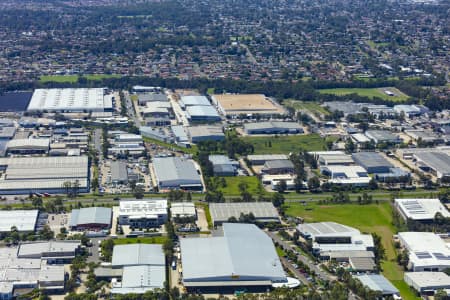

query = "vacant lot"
[
  {"left": 284, "top": 100, "right": 330, "bottom": 116},
  {"left": 284, "top": 201, "right": 418, "bottom": 300},
  {"left": 216, "top": 176, "right": 262, "bottom": 196},
  {"left": 243, "top": 134, "right": 333, "bottom": 154},
  {"left": 318, "top": 87, "right": 409, "bottom": 102},
  {"left": 39, "top": 74, "right": 120, "bottom": 83}
]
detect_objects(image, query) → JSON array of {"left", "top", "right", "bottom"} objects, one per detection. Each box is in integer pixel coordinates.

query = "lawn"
[
  {"left": 284, "top": 100, "right": 330, "bottom": 116},
  {"left": 283, "top": 201, "right": 419, "bottom": 300},
  {"left": 113, "top": 236, "right": 167, "bottom": 245},
  {"left": 39, "top": 74, "right": 120, "bottom": 83},
  {"left": 216, "top": 176, "right": 262, "bottom": 196},
  {"left": 243, "top": 134, "right": 333, "bottom": 154},
  {"left": 318, "top": 87, "right": 409, "bottom": 102}
]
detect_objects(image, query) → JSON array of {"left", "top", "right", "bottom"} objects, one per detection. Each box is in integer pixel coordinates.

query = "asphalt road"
[
  {"left": 266, "top": 231, "right": 334, "bottom": 282},
  {"left": 267, "top": 231, "right": 359, "bottom": 300},
  {"left": 123, "top": 91, "right": 140, "bottom": 127}
]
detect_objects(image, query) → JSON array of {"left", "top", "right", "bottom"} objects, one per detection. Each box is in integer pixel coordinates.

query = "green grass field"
[
  {"left": 243, "top": 134, "right": 333, "bottom": 154},
  {"left": 284, "top": 100, "right": 330, "bottom": 116},
  {"left": 216, "top": 176, "right": 262, "bottom": 196},
  {"left": 143, "top": 137, "right": 197, "bottom": 155},
  {"left": 318, "top": 87, "right": 409, "bottom": 102},
  {"left": 39, "top": 74, "right": 120, "bottom": 83},
  {"left": 284, "top": 201, "right": 419, "bottom": 299},
  {"left": 113, "top": 236, "right": 167, "bottom": 245}
]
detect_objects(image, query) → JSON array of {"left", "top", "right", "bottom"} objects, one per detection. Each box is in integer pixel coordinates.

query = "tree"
[
  {"left": 32, "top": 197, "right": 43, "bottom": 208},
  {"left": 275, "top": 180, "right": 287, "bottom": 193},
  {"left": 272, "top": 193, "right": 285, "bottom": 208},
  {"left": 133, "top": 184, "right": 145, "bottom": 199},
  {"left": 307, "top": 177, "right": 320, "bottom": 191},
  {"left": 435, "top": 289, "right": 448, "bottom": 300}
]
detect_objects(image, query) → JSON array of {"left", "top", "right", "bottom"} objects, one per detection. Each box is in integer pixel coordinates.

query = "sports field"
[
  {"left": 318, "top": 87, "right": 409, "bottom": 101},
  {"left": 39, "top": 74, "right": 120, "bottom": 83},
  {"left": 284, "top": 201, "right": 419, "bottom": 300},
  {"left": 243, "top": 134, "right": 334, "bottom": 154}
]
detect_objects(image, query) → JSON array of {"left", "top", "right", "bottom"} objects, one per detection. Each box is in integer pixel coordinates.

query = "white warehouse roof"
[
  {"left": 27, "top": 88, "right": 112, "bottom": 112},
  {"left": 0, "top": 210, "right": 38, "bottom": 232},
  {"left": 398, "top": 232, "right": 450, "bottom": 271},
  {"left": 394, "top": 198, "right": 450, "bottom": 221}
]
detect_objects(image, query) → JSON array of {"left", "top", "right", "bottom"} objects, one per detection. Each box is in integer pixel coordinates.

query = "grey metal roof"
[
  {"left": 152, "top": 157, "right": 202, "bottom": 188},
  {"left": 188, "top": 125, "right": 224, "bottom": 138},
  {"left": 180, "top": 95, "right": 211, "bottom": 106},
  {"left": 18, "top": 241, "right": 80, "bottom": 258},
  {"left": 415, "top": 151, "right": 450, "bottom": 176},
  {"left": 208, "top": 155, "right": 238, "bottom": 166},
  {"left": 263, "top": 159, "right": 294, "bottom": 170},
  {"left": 180, "top": 223, "right": 286, "bottom": 282},
  {"left": 112, "top": 244, "right": 164, "bottom": 267},
  {"left": 349, "top": 257, "right": 376, "bottom": 271},
  {"left": 244, "top": 121, "right": 302, "bottom": 131},
  {"left": 354, "top": 274, "right": 399, "bottom": 295},
  {"left": 112, "top": 265, "right": 165, "bottom": 294},
  {"left": 69, "top": 207, "right": 112, "bottom": 227},
  {"left": 186, "top": 106, "right": 220, "bottom": 118},
  {"left": 365, "top": 130, "right": 400, "bottom": 142},
  {"left": 210, "top": 202, "right": 279, "bottom": 224},
  {"left": 139, "top": 93, "right": 168, "bottom": 103},
  {"left": 110, "top": 161, "right": 128, "bottom": 182},
  {"left": 352, "top": 152, "right": 393, "bottom": 169}
]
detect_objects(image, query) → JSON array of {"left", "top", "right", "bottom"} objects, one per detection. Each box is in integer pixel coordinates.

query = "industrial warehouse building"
[
  {"left": 0, "top": 210, "right": 39, "bottom": 232},
  {"left": 152, "top": 157, "right": 202, "bottom": 190},
  {"left": 365, "top": 130, "right": 402, "bottom": 144},
  {"left": 137, "top": 93, "right": 168, "bottom": 106},
  {"left": 170, "top": 202, "right": 197, "bottom": 219},
  {"left": 188, "top": 126, "right": 225, "bottom": 143},
  {"left": 110, "top": 161, "right": 128, "bottom": 185},
  {"left": 310, "top": 151, "right": 354, "bottom": 166},
  {"left": 185, "top": 106, "right": 221, "bottom": 122},
  {"left": 297, "top": 222, "right": 374, "bottom": 263},
  {"left": 180, "top": 223, "right": 287, "bottom": 292},
  {"left": 261, "top": 159, "right": 295, "bottom": 174},
  {"left": 6, "top": 138, "right": 50, "bottom": 155},
  {"left": 17, "top": 240, "right": 81, "bottom": 263},
  {"left": 27, "top": 88, "right": 113, "bottom": 113},
  {"left": 398, "top": 232, "right": 450, "bottom": 272},
  {"left": 208, "top": 155, "right": 239, "bottom": 176},
  {"left": 0, "top": 156, "right": 89, "bottom": 195},
  {"left": 211, "top": 94, "right": 285, "bottom": 116},
  {"left": 118, "top": 199, "right": 168, "bottom": 228},
  {"left": 209, "top": 202, "right": 280, "bottom": 226},
  {"left": 69, "top": 207, "right": 112, "bottom": 231},
  {"left": 247, "top": 154, "right": 289, "bottom": 165},
  {"left": 352, "top": 152, "right": 393, "bottom": 174},
  {"left": 354, "top": 274, "right": 399, "bottom": 297},
  {"left": 394, "top": 198, "right": 450, "bottom": 222},
  {"left": 111, "top": 244, "right": 165, "bottom": 294},
  {"left": 320, "top": 165, "right": 371, "bottom": 186},
  {"left": 243, "top": 122, "right": 303, "bottom": 135},
  {"left": 0, "top": 247, "right": 66, "bottom": 300},
  {"left": 404, "top": 272, "right": 450, "bottom": 295},
  {"left": 179, "top": 95, "right": 211, "bottom": 108},
  {"left": 414, "top": 151, "right": 450, "bottom": 179}
]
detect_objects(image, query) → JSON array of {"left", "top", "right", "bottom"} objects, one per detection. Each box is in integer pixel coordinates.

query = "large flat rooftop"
[{"left": 212, "top": 94, "right": 284, "bottom": 115}]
